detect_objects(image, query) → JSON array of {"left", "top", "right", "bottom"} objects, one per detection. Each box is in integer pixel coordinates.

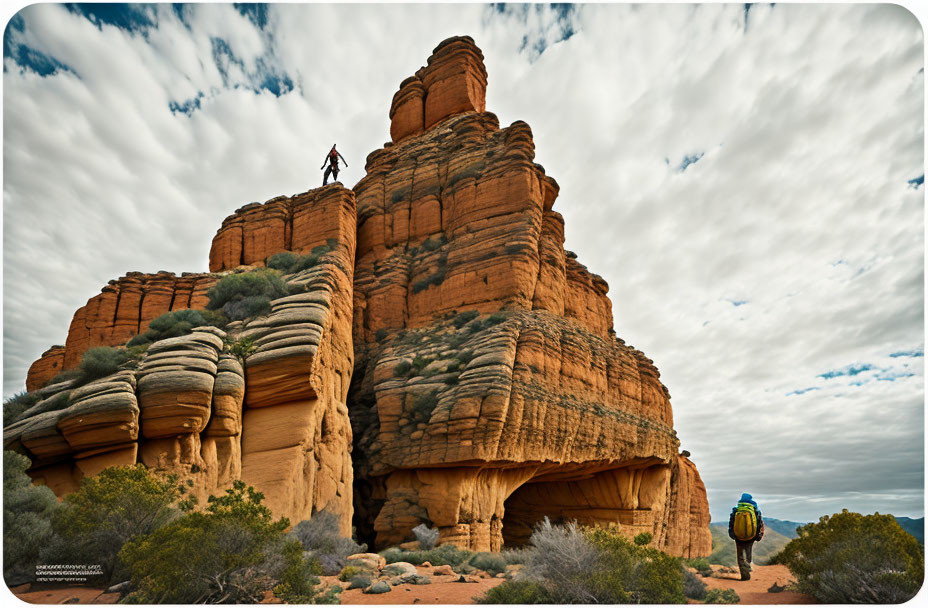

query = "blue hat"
[{"left": 740, "top": 492, "right": 753, "bottom": 502}]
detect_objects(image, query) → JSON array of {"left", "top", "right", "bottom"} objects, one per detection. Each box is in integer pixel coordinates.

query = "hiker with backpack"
[
  {"left": 728, "top": 492, "right": 765, "bottom": 580},
  {"left": 321, "top": 144, "right": 348, "bottom": 185}
]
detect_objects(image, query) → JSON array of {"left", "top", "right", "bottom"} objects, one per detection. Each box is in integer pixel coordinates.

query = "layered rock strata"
[
  {"left": 8, "top": 186, "right": 357, "bottom": 532},
  {"left": 26, "top": 345, "right": 66, "bottom": 392},
  {"left": 348, "top": 36, "right": 710, "bottom": 556},
  {"left": 57, "top": 271, "right": 218, "bottom": 373}
]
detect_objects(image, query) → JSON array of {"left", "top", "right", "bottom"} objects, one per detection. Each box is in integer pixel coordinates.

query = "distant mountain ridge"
[{"left": 710, "top": 516, "right": 924, "bottom": 544}]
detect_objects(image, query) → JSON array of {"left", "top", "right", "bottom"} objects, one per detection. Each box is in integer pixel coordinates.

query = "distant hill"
[
  {"left": 707, "top": 515, "right": 924, "bottom": 563},
  {"left": 707, "top": 523, "right": 791, "bottom": 566}
]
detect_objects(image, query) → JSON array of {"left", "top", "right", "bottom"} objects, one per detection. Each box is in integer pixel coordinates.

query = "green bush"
[
  {"left": 469, "top": 552, "right": 507, "bottom": 576},
  {"left": 206, "top": 269, "right": 290, "bottom": 322},
  {"left": 224, "top": 335, "right": 257, "bottom": 362},
  {"left": 3, "top": 392, "right": 40, "bottom": 426},
  {"left": 774, "top": 509, "right": 924, "bottom": 603},
  {"left": 43, "top": 464, "right": 184, "bottom": 583},
  {"left": 289, "top": 509, "right": 366, "bottom": 575},
  {"left": 633, "top": 531, "right": 653, "bottom": 546},
  {"left": 382, "top": 544, "right": 472, "bottom": 568},
  {"left": 683, "top": 568, "right": 707, "bottom": 600},
  {"left": 477, "top": 580, "right": 553, "bottom": 604},
  {"left": 4, "top": 451, "right": 60, "bottom": 585},
  {"left": 120, "top": 480, "right": 332, "bottom": 603},
  {"left": 375, "top": 328, "right": 389, "bottom": 342},
  {"left": 704, "top": 588, "right": 739, "bottom": 604},
  {"left": 46, "top": 367, "right": 84, "bottom": 387},
  {"left": 127, "top": 309, "right": 227, "bottom": 349},
  {"left": 411, "top": 390, "right": 440, "bottom": 419},
  {"left": 266, "top": 246, "right": 333, "bottom": 275},
  {"left": 79, "top": 346, "right": 129, "bottom": 382},
  {"left": 687, "top": 556, "right": 713, "bottom": 577},
  {"left": 453, "top": 310, "right": 480, "bottom": 328},
  {"left": 267, "top": 251, "right": 300, "bottom": 272},
  {"left": 338, "top": 565, "right": 361, "bottom": 582},
  {"left": 394, "top": 360, "right": 412, "bottom": 376}
]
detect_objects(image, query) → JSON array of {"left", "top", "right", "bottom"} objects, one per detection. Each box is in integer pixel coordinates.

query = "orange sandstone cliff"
[
  {"left": 347, "top": 36, "right": 710, "bottom": 556},
  {"left": 10, "top": 36, "right": 709, "bottom": 556}
]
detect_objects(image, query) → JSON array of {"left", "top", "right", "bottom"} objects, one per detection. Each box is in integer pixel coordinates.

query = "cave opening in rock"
[{"left": 501, "top": 461, "right": 670, "bottom": 547}]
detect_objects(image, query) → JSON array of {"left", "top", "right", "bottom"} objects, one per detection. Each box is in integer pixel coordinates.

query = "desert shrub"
[
  {"left": 487, "top": 312, "right": 507, "bottom": 325},
  {"left": 289, "top": 509, "right": 366, "bottom": 576},
  {"left": 224, "top": 335, "right": 257, "bottom": 362},
  {"left": 394, "top": 360, "right": 412, "bottom": 376},
  {"left": 411, "top": 390, "right": 440, "bottom": 419},
  {"left": 774, "top": 509, "right": 924, "bottom": 603},
  {"left": 412, "top": 523, "right": 439, "bottom": 550},
  {"left": 704, "top": 588, "right": 739, "bottom": 604},
  {"left": 3, "top": 391, "right": 40, "bottom": 426},
  {"left": 419, "top": 236, "right": 446, "bottom": 252},
  {"left": 501, "top": 546, "right": 532, "bottom": 565},
  {"left": 683, "top": 568, "right": 707, "bottom": 600},
  {"left": 121, "top": 480, "right": 332, "bottom": 603},
  {"left": 687, "top": 556, "right": 713, "bottom": 577},
  {"left": 267, "top": 251, "right": 300, "bottom": 272},
  {"left": 410, "top": 356, "right": 431, "bottom": 374},
  {"left": 338, "top": 565, "right": 361, "bottom": 581},
  {"left": 383, "top": 544, "right": 472, "bottom": 568},
  {"left": 79, "top": 346, "right": 128, "bottom": 382},
  {"left": 375, "top": 328, "right": 389, "bottom": 342},
  {"left": 42, "top": 464, "right": 184, "bottom": 583},
  {"left": 206, "top": 269, "right": 290, "bottom": 322},
  {"left": 511, "top": 520, "right": 684, "bottom": 604},
  {"left": 272, "top": 543, "right": 340, "bottom": 604},
  {"left": 565, "top": 250, "right": 578, "bottom": 259},
  {"left": 477, "top": 580, "right": 554, "bottom": 604},
  {"left": 469, "top": 552, "right": 507, "bottom": 576},
  {"left": 453, "top": 310, "right": 480, "bottom": 328},
  {"left": 412, "top": 269, "right": 446, "bottom": 294},
  {"left": 46, "top": 367, "right": 84, "bottom": 387},
  {"left": 633, "top": 531, "right": 653, "bottom": 546},
  {"left": 4, "top": 451, "right": 60, "bottom": 585},
  {"left": 127, "top": 309, "right": 226, "bottom": 349}
]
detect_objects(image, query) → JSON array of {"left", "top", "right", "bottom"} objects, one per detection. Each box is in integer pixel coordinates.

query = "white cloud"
[{"left": 2, "top": 3, "right": 923, "bottom": 523}]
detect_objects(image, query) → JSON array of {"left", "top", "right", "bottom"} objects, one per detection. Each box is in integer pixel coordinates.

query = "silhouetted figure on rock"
[
  {"left": 728, "top": 492, "right": 764, "bottom": 580},
  {"left": 321, "top": 144, "right": 348, "bottom": 185}
]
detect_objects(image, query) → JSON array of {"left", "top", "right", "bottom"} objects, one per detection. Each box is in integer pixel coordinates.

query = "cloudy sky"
[{"left": 2, "top": 2, "right": 924, "bottom": 523}]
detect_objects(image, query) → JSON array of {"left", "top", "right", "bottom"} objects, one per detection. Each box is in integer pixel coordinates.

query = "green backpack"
[{"left": 732, "top": 502, "right": 757, "bottom": 541}]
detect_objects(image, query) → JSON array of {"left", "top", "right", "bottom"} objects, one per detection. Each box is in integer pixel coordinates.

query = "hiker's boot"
[{"left": 740, "top": 571, "right": 751, "bottom": 581}]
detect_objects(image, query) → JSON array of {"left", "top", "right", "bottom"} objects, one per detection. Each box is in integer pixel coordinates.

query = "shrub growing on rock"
[
  {"left": 3, "top": 392, "right": 40, "bottom": 426},
  {"left": 412, "top": 523, "right": 440, "bottom": 550},
  {"left": 289, "top": 509, "right": 366, "bottom": 576},
  {"left": 3, "top": 451, "right": 60, "bottom": 586},
  {"left": 79, "top": 346, "right": 129, "bottom": 382},
  {"left": 127, "top": 309, "right": 226, "bottom": 349},
  {"left": 633, "top": 531, "right": 653, "bottom": 546},
  {"left": 42, "top": 464, "right": 185, "bottom": 583},
  {"left": 773, "top": 509, "right": 924, "bottom": 603},
  {"left": 206, "top": 269, "right": 290, "bottom": 322}
]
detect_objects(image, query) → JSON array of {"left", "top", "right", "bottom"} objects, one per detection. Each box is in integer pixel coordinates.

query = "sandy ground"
[
  {"left": 329, "top": 565, "right": 504, "bottom": 605},
  {"left": 10, "top": 584, "right": 120, "bottom": 605},
  {"left": 699, "top": 564, "right": 816, "bottom": 604}
]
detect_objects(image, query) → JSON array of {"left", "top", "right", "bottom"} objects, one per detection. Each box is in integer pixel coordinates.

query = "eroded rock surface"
[{"left": 348, "top": 36, "right": 710, "bottom": 556}]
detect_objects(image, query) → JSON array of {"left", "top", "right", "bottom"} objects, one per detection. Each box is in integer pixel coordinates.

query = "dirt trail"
[
  {"left": 700, "top": 564, "right": 816, "bottom": 604},
  {"left": 10, "top": 584, "right": 120, "bottom": 604},
  {"left": 329, "top": 565, "right": 503, "bottom": 605}
]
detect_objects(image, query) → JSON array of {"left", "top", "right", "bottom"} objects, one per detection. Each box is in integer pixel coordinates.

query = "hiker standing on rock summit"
[
  {"left": 321, "top": 144, "right": 347, "bottom": 185},
  {"left": 728, "top": 492, "right": 764, "bottom": 581}
]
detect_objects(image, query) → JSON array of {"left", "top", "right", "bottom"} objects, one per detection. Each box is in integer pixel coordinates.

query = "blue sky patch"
[
  {"left": 235, "top": 3, "right": 269, "bottom": 29},
  {"left": 890, "top": 349, "right": 924, "bottom": 358},
  {"left": 169, "top": 93, "right": 203, "bottom": 116},
  {"left": 786, "top": 387, "right": 819, "bottom": 396},
  {"left": 65, "top": 3, "right": 154, "bottom": 32},
  {"left": 678, "top": 152, "right": 704, "bottom": 172},
  {"left": 907, "top": 174, "right": 924, "bottom": 189},
  {"left": 818, "top": 363, "right": 873, "bottom": 379}
]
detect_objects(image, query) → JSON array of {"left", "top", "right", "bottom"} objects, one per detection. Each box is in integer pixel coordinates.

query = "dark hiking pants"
[
  {"left": 323, "top": 163, "right": 339, "bottom": 185},
  {"left": 736, "top": 540, "right": 754, "bottom": 579}
]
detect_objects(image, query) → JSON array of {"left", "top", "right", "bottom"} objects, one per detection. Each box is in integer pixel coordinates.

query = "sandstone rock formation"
[
  {"left": 12, "top": 35, "right": 709, "bottom": 557},
  {"left": 9, "top": 187, "right": 357, "bottom": 533},
  {"left": 348, "top": 35, "right": 711, "bottom": 556},
  {"left": 26, "top": 345, "right": 65, "bottom": 392}
]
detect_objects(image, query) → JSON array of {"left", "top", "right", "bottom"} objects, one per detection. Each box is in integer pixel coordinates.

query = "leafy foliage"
[
  {"left": 773, "top": 509, "right": 924, "bottom": 603},
  {"left": 394, "top": 360, "right": 412, "bottom": 376},
  {"left": 683, "top": 567, "right": 708, "bottom": 600},
  {"left": 43, "top": 464, "right": 184, "bottom": 583},
  {"left": 127, "top": 309, "right": 225, "bottom": 349},
  {"left": 469, "top": 552, "right": 507, "bottom": 576},
  {"left": 266, "top": 245, "right": 333, "bottom": 275},
  {"left": 224, "top": 335, "right": 257, "bottom": 362},
  {"left": 3, "top": 391, "right": 40, "bottom": 426},
  {"left": 412, "top": 523, "right": 439, "bottom": 550},
  {"left": 289, "top": 509, "right": 367, "bottom": 576},
  {"left": 206, "top": 269, "right": 290, "bottom": 322},
  {"left": 381, "top": 544, "right": 472, "bottom": 568},
  {"left": 453, "top": 310, "right": 480, "bottom": 328},
  {"left": 477, "top": 580, "right": 554, "bottom": 604},
  {"left": 634, "top": 531, "right": 653, "bottom": 546},
  {"left": 704, "top": 588, "right": 740, "bottom": 603},
  {"left": 120, "top": 480, "right": 335, "bottom": 603},
  {"left": 79, "top": 346, "right": 129, "bottom": 382},
  {"left": 3, "top": 451, "right": 60, "bottom": 585}
]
